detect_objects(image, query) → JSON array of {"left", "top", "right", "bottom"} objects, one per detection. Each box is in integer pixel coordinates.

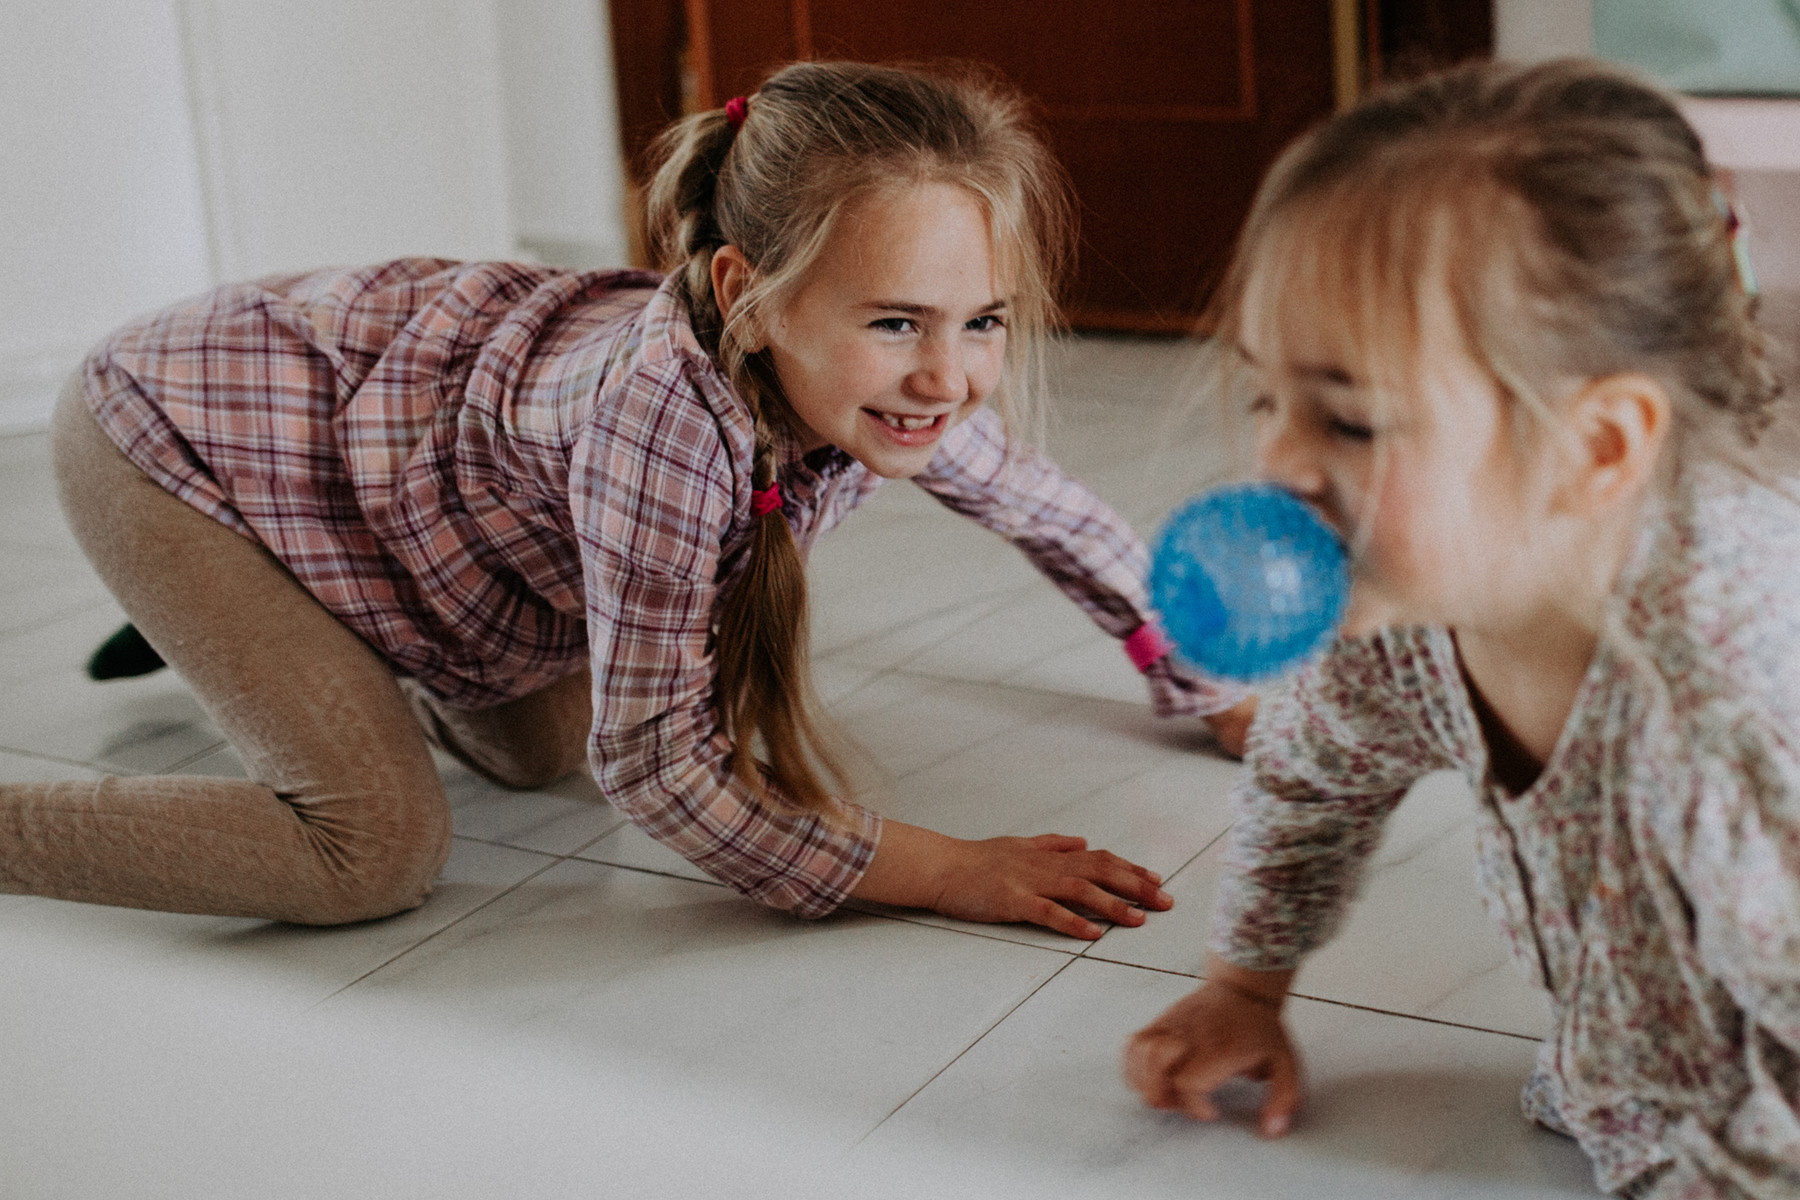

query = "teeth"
[{"left": 878, "top": 412, "right": 936, "bottom": 431}]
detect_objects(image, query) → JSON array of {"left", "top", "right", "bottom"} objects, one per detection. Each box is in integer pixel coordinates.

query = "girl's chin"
[{"left": 1339, "top": 590, "right": 1405, "bottom": 639}]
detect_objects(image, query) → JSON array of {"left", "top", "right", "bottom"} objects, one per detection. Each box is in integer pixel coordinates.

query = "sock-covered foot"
[{"left": 85, "top": 623, "right": 166, "bottom": 680}]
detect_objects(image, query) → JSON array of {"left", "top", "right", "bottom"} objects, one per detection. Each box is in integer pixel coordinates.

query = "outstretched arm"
[
  {"left": 1125, "top": 629, "right": 1454, "bottom": 1127},
  {"left": 910, "top": 408, "right": 1254, "bottom": 738}
]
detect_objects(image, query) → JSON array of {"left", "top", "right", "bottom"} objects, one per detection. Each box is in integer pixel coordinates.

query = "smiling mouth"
[{"left": 868, "top": 410, "right": 944, "bottom": 432}]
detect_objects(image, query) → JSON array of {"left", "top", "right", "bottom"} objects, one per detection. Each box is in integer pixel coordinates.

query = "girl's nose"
[
  {"left": 908, "top": 336, "right": 969, "bottom": 404},
  {"left": 1255, "top": 409, "right": 1330, "bottom": 500}
]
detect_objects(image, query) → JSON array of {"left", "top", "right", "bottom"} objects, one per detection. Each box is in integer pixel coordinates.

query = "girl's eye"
[
  {"left": 1327, "top": 416, "right": 1375, "bottom": 442},
  {"left": 965, "top": 314, "right": 1004, "bottom": 333},
  {"left": 870, "top": 317, "right": 916, "bottom": 334}
]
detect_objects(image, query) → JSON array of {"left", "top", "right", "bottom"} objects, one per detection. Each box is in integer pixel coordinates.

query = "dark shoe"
[{"left": 86, "top": 623, "right": 166, "bottom": 680}]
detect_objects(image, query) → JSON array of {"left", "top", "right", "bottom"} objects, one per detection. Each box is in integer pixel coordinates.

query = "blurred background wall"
[
  {"left": 2, "top": 0, "right": 1795, "bottom": 433},
  {"left": 1, "top": 0, "right": 629, "bottom": 432}
]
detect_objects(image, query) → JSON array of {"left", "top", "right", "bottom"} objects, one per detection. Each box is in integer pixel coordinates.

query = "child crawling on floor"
[{"left": 1124, "top": 59, "right": 1800, "bottom": 1200}]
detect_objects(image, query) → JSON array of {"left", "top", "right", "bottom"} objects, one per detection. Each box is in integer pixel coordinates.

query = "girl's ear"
[
  {"left": 1558, "top": 373, "right": 1671, "bottom": 513},
  {"left": 710, "top": 245, "right": 764, "bottom": 350}
]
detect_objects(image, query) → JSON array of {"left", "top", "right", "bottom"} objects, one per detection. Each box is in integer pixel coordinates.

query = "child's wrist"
[
  {"left": 1125, "top": 620, "right": 1174, "bottom": 672},
  {"left": 1204, "top": 953, "right": 1294, "bottom": 1010},
  {"left": 850, "top": 820, "right": 958, "bottom": 911},
  {"left": 1209, "top": 976, "right": 1286, "bottom": 1011}
]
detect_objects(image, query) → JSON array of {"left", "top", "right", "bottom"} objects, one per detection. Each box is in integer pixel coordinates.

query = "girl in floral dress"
[{"left": 1124, "top": 59, "right": 1799, "bottom": 1199}]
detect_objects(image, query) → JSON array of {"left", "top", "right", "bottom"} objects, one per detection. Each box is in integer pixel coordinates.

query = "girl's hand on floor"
[
  {"left": 1204, "top": 695, "right": 1259, "bottom": 759},
  {"left": 850, "top": 822, "right": 1171, "bottom": 940},
  {"left": 1123, "top": 959, "right": 1302, "bottom": 1137}
]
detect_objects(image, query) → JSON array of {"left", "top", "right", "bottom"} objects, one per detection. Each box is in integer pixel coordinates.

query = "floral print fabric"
[{"left": 1210, "top": 464, "right": 1800, "bottom": 1198}]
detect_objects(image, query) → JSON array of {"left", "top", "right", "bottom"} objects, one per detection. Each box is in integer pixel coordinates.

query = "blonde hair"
[
  {"left": 643, "top": 60, "right": 1073, "bottom": 810},
  {"left": 1213, "top": 57, "right": 1782, "bottom": 468}
]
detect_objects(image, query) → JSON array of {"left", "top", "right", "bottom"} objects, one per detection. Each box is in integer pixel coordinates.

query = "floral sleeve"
[{"left": 1209, "top": 626, "right": 1461, "bottom": 971}]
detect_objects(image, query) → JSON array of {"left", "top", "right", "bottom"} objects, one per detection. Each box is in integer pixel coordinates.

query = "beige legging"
[{"left": 0, "top": 381, "right": 591, "bottom": 925}]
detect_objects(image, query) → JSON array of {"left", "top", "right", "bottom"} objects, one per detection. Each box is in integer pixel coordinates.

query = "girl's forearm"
[{"left": 847, "top": 819, "right": 956, "bottom": 909}]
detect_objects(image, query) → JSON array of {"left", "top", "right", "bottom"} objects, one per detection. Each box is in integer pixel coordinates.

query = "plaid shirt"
[{"left": 86, "top": 260, "right": 1243, "bottom": 917}]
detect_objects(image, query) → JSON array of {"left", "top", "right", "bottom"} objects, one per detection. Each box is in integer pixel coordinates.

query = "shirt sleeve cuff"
[{"left": 760, "top": 802, "right": 884, "bottom": 919}]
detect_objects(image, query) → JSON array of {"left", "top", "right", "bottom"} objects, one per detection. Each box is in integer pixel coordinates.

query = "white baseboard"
[{"left": 0, "top": 346, "right": 83, "bottom": 435}]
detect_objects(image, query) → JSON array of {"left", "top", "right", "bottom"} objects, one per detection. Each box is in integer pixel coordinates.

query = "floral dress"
[{"left": 1210, "top": 462, "right": 1800, "bottom": 1198}]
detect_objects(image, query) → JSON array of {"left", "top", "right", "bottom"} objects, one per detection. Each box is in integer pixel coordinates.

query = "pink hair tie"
[
  {"left": 1124, "top": 621, "right": 1174, "bottom": 673},
  {"left": 750, "top": 483, "right": 782, "bottom": 517},
  {"left": 724, "top": 96, "right": 749, "bottom": 131}
]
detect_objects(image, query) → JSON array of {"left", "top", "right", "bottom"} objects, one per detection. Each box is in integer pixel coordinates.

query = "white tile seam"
[
  {"left": 813, "top": 582, "right": 1028, "bottom": 664},
  {"left": 539, "top": 811, "right": 632, "bottom": 854},
  {"left": 320, "top": 839, "right": 1055, "bottom": 1009},
  {"left": 852, "top": 951, "right": 1082, "bottom": 1147},
  {"left": 160, "top": 740, "right": 233, "bottom": 773},
  {"left": 0, "top": 744, "right": 146, "bottom": 775},
  {"left": 0, "top": 597, "right": 120, "bottom": 642},
  {"left": 306, "top": 849, "right": 567, "bottom": 1011},
  {"left": 1070, "top": 951, "right": 1543, "bottom": 1045}
]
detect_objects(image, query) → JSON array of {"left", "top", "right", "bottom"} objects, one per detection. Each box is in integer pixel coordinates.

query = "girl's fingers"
[
  {"left": 1053, "top": 877, "right": 1147, "bottom": 928},
  {"left": 1170, "top": 1047, "right": 1264, "bottom": 1122},
  {"left": 1020, "top": 894, "right": 1104, "bottom": 939},
  {"left": 1083, "top": 846, "right": 1163, "bottom": 886},
  {"left": 1081, "top": 855, "right": 1173, "bottom": 909},
  {"left": 1122, "top": 1031, "right": 1188, "bottom": 1108},
  {"left": 1258, "top": 1050, "right": 1303, "bottom": 1138},
  {"left": 1030, "top": 833, "right": 1088, "bottom": 852}
]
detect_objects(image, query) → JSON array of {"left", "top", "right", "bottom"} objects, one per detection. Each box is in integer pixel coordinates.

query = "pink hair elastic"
[
  {"left": 750, "top": 483, "right": 782, "bottom": 517},
  {"left": 724, "top": 96, "right": 749, "bottom": 131},
  {"left": 1713, "top": 186, "right": 1759, "bottom": 297},
  {"left": 1124, "top": 621, "right": 1174, "bottom": 672}
]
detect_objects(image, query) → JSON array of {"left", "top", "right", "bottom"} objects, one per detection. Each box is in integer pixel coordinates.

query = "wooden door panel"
[
  {"left": 685, "top": 1, "right": 1336, "bottom": 330},
  {"left": 801, "top": 1, "right": 1251, "bottom": 118}
]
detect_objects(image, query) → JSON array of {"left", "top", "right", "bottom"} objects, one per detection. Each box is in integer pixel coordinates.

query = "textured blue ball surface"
[{"left": 1150, "top": 484, "right": 1350, "bottom": 682}]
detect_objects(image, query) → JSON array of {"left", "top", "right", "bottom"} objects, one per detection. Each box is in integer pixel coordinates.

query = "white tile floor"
[{"left": 0, "top": 337, "right": 1599, "bottom": 1198}]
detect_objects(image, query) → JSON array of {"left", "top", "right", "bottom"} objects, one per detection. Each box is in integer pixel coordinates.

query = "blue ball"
[{"left": 1149, "top": 484, "right": 1350, "bottom": 682}]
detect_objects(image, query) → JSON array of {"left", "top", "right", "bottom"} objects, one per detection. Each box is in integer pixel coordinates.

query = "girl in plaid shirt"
[
  {"left": 3, "top": 62, "right": 1250, "bottom": 937},
  {"left": 1122, "top": 61, "right": 1799, "bottom": 1198}
]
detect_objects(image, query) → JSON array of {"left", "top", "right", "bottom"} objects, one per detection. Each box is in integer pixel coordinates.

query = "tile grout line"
[
  {"left": 160, "top": 741, "right": 232, "bottom": 773},
  {"left": 814, "top": 584, "right": 1022, "bottom": 662},
  {"left": 0, "top": 743, "right": 154, "bottom": 776},
  {"left": 852, "top": 952, "right": 1083, "bottom": 1148},
  {"left": 1073, "top": 823, "right": 1233, "bottom": 963},
  {"left": 0, "top": 594, "right": 120, "bottom": 643},
  {"left": 305, "top": 852, "right": 570, "bottom": 1011},
  {"left": 1277, "top": 990, "right": 1545, "bottom": 1043},
  {"left": 1071, "top": 952, "right": 1544, "bottom": 1044}
]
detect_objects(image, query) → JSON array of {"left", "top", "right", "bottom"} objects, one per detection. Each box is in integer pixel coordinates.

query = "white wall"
[
  {"left": 0, "top": 2, "right": 213, "bottom": 431},
  {"left": 496, "top": 0, "right": 632, "bottom": 270},
  {"left": 1495, "top": 0, "right": 1594, "bottom": 62},
  {"left": 1495, "top": 0, "right": 1800, "bottom": 302},
  {"left": 0, "top": 0, "right": 631, "bottom": 433}
]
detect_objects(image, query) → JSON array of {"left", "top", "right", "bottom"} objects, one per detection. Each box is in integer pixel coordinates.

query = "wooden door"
[
  {"left": 608, "top": 2, "right": 1491, "bottom": 332},
  {"left": 691, "top": 1, "right": 1334, "bottom": 332}
]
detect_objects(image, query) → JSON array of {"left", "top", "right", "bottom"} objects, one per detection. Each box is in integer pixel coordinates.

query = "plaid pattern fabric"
[{"left": 84, "top": 261, "right": 1239, "bottom": 916}]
